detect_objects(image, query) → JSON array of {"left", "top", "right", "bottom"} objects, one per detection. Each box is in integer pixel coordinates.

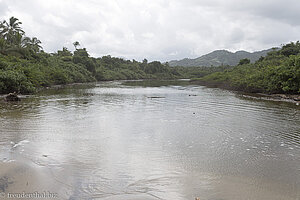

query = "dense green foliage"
[
  {"left": 1, "top": 16, "right": 299, "bottom": 95},
  {"left": 0, "top": 17, "right": 97, "bottom": 94},
  {"left": 0, "top": 54, "right": 95, "bottom": 94},
  {"left": 0, "top": 17, "right": 186, "bottom": 94},
  {"left": 238, "top": 58, "right": 250, "bottom": 65},
  {"left": 94, "top": 57, "right": 180, "bottom": 81},
  {"left": 193, "top": 42, "right": 300, "bottom": 94}
]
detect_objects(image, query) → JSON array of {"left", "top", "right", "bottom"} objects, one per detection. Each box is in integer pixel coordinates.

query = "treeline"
[
  {"left": 2, "top": 16, "right": 299, "bottom": 95},
  {"left": 0, "top": 17, "right": 191, "bottom": 94},
  {"left": 192, "top": 42, "right": 300, "bottom": 94}
]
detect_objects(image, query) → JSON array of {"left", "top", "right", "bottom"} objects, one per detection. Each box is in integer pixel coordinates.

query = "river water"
[{"left": 0, "top": 81, "right": 299, "bottom": 200}]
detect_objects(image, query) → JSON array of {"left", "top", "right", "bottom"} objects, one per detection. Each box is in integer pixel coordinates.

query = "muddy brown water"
[{"left": 0, "top": 81, "right": 299, "bottom": 200}]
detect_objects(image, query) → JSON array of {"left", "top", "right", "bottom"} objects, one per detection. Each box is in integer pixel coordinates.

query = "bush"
[
  {"left": 197, "top": 44, "right": 300, "bottom": 94},
  {"left": 0, "top": 70, "right": 35, "bottom": 94}
]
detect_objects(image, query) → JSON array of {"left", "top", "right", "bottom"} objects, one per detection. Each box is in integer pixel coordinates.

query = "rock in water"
[
  {"left": 293, "top": 96, "right": 300, "bottom": 101},
  {"left": 5, "top": 92, "right": 20, "bottom": 102}
]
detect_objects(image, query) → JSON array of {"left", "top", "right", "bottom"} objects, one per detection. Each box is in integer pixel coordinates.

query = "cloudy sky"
[{"left": 0, "top": 0, "right": 300, "bottom": 61}]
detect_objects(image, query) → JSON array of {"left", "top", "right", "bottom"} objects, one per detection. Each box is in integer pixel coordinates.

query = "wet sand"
[
  {"left": 0, "top": 160, "right": 70, "bottom": 200},
  {"left": 1, "top": 160, "right": 299, "bottom": 200},
  {"left": 0, "top": 159, "right": 159, "bottom": 200}
]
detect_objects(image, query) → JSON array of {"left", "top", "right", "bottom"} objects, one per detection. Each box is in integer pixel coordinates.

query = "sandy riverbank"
[{"left": 0, "top": 160, "right": 70, "bottom": 200}]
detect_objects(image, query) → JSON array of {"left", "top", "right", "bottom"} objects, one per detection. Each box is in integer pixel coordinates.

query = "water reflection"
[{"left": 0, "top": 81, "right": 299, "bottom": 200}]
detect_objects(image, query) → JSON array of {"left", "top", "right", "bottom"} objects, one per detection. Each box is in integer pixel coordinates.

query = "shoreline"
[
  {"left": 1, "top": 79, "right": 299, "bottom": 105},
  {"left": 239, "top": 93, "right": 300, "bottom": 105},
  {"left": 258, "top": 93, "right": 300, "bottom": 102},
  {"left": 191, "top": 80, "right": 300, "bottom": 104},
  {"left": 1, "top": 78, "right": 185, "bottom": 97}
]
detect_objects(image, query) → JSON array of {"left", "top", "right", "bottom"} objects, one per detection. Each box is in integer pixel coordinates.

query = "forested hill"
[
  {"left": 169, "top": 49, "right": 274, "bottom": 67},
  {"left": 192, "top": 42, "right": 300, "bottom": 94}
]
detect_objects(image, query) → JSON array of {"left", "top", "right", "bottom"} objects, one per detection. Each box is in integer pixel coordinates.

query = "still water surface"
[{"left": 0, "top": 81, "right": 299, "bottom": 200}]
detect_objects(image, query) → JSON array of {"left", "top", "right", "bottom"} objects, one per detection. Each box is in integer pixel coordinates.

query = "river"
[{"left": 0, "top": 81, "right": 299, "bottom": 200}]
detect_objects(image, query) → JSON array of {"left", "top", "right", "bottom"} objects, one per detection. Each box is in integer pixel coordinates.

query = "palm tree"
[
  {"left": 29, "top": 37, "right": 42, "bottom": 53},
  {"left": 3, "top": 33, "right": 28, "bottom": 57},
  {"left": 0, "top": 17, "right": 24, "bottom": 45},
  {"left": 73, "top": 41, "right": 80, "bottom": 50},
  {"left": 21, "top": 36, "right": 31, "bottom": 48},
  {"left": 21, "top": 36, "right": 41, "bottom": 51}
]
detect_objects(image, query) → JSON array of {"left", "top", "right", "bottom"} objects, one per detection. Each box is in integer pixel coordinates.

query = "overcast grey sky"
[{"left": 1, "top": 0, "right": 300, "bottom": 61}]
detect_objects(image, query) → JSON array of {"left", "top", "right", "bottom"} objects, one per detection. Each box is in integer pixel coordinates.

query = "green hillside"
[
  {"left": 192, "top": 42, "right": 300, "bottom": 94},
  {"left": 169, "top": 49, "right": 274, "bottom": 67}
]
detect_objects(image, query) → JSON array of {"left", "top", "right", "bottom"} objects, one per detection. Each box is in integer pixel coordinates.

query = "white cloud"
[{"left": 1, "top": 0, "right": 300, "bottom": 61}]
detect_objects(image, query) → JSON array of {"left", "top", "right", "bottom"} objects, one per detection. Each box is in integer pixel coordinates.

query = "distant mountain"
[{"left": 169, "top": 49, "right": 274, "bottom": 67}]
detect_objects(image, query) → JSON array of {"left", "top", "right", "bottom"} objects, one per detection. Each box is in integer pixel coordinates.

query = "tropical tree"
[
  {"left": 57, "top": 47, "right": 72, "bottom": 57},
  {"left": 280, "top": 41, "right": 300, "bottom": 57},
  {"left": 238, "top": 58, "right": 250, "bottom": 65},
  {"left": 0, "top": 17, "right": 24, "bottom": 45},
  {"left": 73, "top": 41, "right": 80, "bottom": 50},
  {"left": 23, "top": 37, "right": 42, "bottom": 53},
  {"left": 0, "top": 32, "right": 24, "bottom": 57}
]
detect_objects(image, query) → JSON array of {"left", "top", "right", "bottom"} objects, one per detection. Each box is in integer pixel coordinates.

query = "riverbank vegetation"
[
  {"left": 0, "top": 17, "right": 189, "bottom": 94},
  {"left": 1, "top": 16, "right": 299, "bottom": 95},
  {"left": 192, "top": 42, "right": 300, "bottom": 94}
]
